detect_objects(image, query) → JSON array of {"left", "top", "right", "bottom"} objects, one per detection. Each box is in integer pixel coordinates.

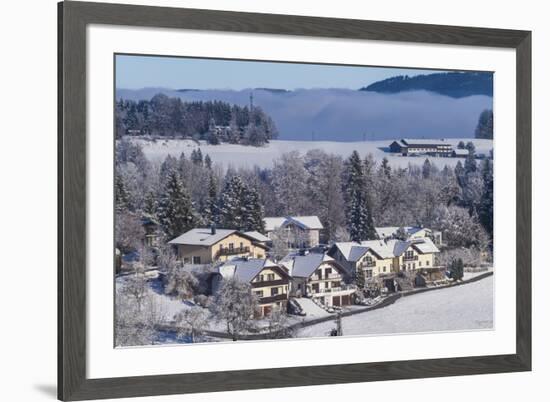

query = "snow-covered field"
[
  {"left": 297, "top": 276, "right": 494, "bottom": 338},
  {"left": 131, "top": 138, "right": 493, "bottom": 169}
]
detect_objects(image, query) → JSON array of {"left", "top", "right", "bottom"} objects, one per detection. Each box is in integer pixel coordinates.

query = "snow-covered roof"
[
  {"left": 264, "top": 216, "right": 323, "bottom": 232},
  {"left": 282, "top": 252, "right": 339, "bottom": 278},
  {"left": 453, "top": 148, "right": 470, "bottom": 156},
  {"left": 168, "top": 228, "right": 236, "bottom": 246},
  {"left": 402, "top": 139, "right": 451, "bottom": 147},
  {"left": 217, "top": 258, "right": 286, "bottom": 283},
  {"left": 333, "top": 237, "right": 439, "bottom": 262},
  {"left": 411, "top": 237, "right": 439, "bottom": 254},
  {"left": 243, "top": 231, "right": 270, "bottom": 242},
  {"left": 348, "top": 246, "right": 369, "bottom": 262}
]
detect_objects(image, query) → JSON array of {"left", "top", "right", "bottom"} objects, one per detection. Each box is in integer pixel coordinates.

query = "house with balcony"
[
  {"left": 328, "top": 237, "right": 440, "bottom": 291},
  {"left": 281, "top": 252, "right": 355, "bottom": 308},
  {"left": 263, "top": 216, "right": 323, "bottom": 249},
  {"left": 212, "top": 258, "right": 291, "bottom": 317},
  {"left": 168, "top": 227, "right": 268, "bottom": 265}
]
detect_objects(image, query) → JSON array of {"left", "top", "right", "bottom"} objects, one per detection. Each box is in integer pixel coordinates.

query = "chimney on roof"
[{"left": 210, "top": 224, "right": 216, "bottom": 235}]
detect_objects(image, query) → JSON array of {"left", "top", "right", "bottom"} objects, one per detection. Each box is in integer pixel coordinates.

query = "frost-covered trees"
[
  {"left": 304, "top": 150, "right": 346, "bottom": 241},
  {"left": 217, "top": 175, "right": 264, "bottom": 232},
  {"left": 115, "top": 211, "right": 145, "bottom": 254},
  {"left": 115, "top": 273, "right": 166, "bottom": 346},
  {"left": 210, "top": 278, "right": 259, "bottom": 341},
  {"left": 116, "top": 95, "right": 277, "bottom": 146},
  {"left": 344, "top": 151, "right": 376, "bottom": 242},
  {"left": 162, "top": 255, "right": 199, "bottom": 299},
  {"left": 265, "top": 310, "right": 295, "bottom": 339},
  {"left": 174, "top": 306, "right": 210, "bottom": 343},
  {"left": 158, "top": 170, "right": 196, "bottom": 239},
  {"left": 271, "top": 151, "right": 309, "bottom": 215},
  {"left": 432, "top": 205, "right": 488, "bottom": 249}
]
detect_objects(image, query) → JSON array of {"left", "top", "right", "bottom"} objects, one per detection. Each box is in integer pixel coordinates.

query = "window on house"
[
  {"left": 419, "top": 261, "right": 422, "bottom": 267},
  {"left": 267, "top": 273, "right": 275, "bottom": 281},
  {"left": 257, "top": 274, "right": 264, "bottom": 282},
  {"left": 254, "top": 290, "right": 264, "bottom": 298},
  {"left": 426, "top": 260, "right": 430, "bottom": 266},
  {"left": 239, "top": 242, "right": 243, "bottom": 249},
  {"left": 325, "top": 268, "right": 332, "bottom": 279},
  {"left": 332, "top": 281, "right": 340, "bottom": 288},
  {"left": 228, "top": 243, "right": 234, "bottom": 251},
  {"left": 366, "top": 270, "right": 373, "bottom": 278},
  {"left": 192, "top": 256, "right": 201, "bottom": 264},
  {"left": 183, "top": 257, "right": 190, "bottom": 264},
  {"left": 271, "top": 287, "right": 279, "bottom": 296},
  {"left": 383, "top": 266, "right": 386, "bottom": 272},
  {"left": 316, "top": 270, "right": 322, "bottom": 279}
]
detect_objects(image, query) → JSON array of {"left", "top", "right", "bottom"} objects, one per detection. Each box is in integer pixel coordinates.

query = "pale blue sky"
[{"left": 115, "top": 54, "right": 453, "bottom": 90}]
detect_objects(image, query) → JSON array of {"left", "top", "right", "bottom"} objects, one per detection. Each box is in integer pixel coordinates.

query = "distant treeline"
[
  {"left": 115, "top": 93, "right": 278, "bottom": 146},
  {"left": 361, "top": 72, "right": 493, "bottom": 98}
]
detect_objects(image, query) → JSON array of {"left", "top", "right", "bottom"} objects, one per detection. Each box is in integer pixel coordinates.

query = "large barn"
[{"left": 389, "top": 139, "right": 453, "bottom": 156}]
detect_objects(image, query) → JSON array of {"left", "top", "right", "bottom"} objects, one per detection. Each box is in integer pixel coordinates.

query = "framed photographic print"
[{"left": 58, "top": 1, "right": 531, "bottom": 400}]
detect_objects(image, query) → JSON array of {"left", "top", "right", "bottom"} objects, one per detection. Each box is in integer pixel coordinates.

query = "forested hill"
[
  {"left": 115, "top": 93, "right": 278, "bottom": 146},
  {"left": 360, "top": 72, "right": 493, "bottom": 98}
]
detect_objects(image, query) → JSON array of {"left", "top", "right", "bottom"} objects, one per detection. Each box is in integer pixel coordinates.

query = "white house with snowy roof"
[
  {"left": 212, "top": 257, "right": 291, "bottom": 317},
  {"left": 281, "top": 252, "right": 355, "bottom": 308},
  {"left": 263, "top": 216, "right": 323, "bottom": 249},
  {"left": 168, "top": 227, "right": 268, "bottom": 264},
  {"left": 328, "top": 237, "right": 440, "bottom": 285}
]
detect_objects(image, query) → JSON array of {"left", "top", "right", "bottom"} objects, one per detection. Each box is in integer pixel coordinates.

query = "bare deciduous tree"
[
  {"left": 210, "top": 278, "right": 259, "bottom": 341},
  {"left": 174, "top": 306, "right": 210, "bottom": 343}
]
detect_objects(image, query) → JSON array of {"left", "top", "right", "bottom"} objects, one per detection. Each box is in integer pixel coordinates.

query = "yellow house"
[
  {"left": 329, "top": 237, "right": 440, "bottom": 282},
  {"left": 168, "top": 228, "right": 268, "bottom": 265},
  {"left": 214, "top": 258, "right": 291, "bottom": 317}
]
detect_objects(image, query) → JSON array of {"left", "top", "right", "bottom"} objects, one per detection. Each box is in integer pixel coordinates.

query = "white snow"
[
  {"left": 294, "top": 297, "right": 332, "bottom": 318},
  {"left": 297, "top": 275, "right": 494, "bottom": 338},
  {"left": 130, "top": 138, "right": 493, "bottom": 169}
]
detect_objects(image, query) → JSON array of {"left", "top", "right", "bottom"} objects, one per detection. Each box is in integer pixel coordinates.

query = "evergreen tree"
[
  {"left": 218, "top": 175, "right": 247, "bottom": 230},
  {"left": 115, "top": 173, "right": 130, "bottom": 211},
  {"left": 454, "top": 161, "right": 466, "bottom": 189},
  {"left": 242, "top": 185, "right": 265, "bottom": 232},
  {"left": 204, "top": 154, "right": 212, "bottom": 170},
  {"left": 457, "top": 141, "right": 466, "bottom": 149},
  {"left": 449, "top": 258, "right": 464, "bottom": 281},
  {"left": 202, "top": 174, "right": 218, "bottom": 226},
  {"left": 143, "top": 190, "right": 158, "bottom": 217},
  {"left": 191, "top": 149, "right": 203, "bottom": 166},
  {"left": 379, "top": 157, "right": 392, "bottom": 179},
  {"left": 356, "top": 266, "right": 366, "bottom": 290},
  {"left": 478, "top": 159, "right": 494, "bottom": 242},
  {"left": 344, "top": 151, "right": 376, "bottom": 242},
  {"left": 475, "top": 109, "right": 493, "bottom": 139},
  {"left": 422, "top": 158, "right": 432, "bottom": 179},
  {"left": 464, "top": 145, "right": 477, "bottom": 174},
  {"left": 158, "top": 170, "right": 196, "bottom": 239}
]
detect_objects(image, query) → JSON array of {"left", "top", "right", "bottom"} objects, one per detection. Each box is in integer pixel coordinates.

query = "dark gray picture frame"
[{"left": 58, "top": 1, "right": 531, "bottom": 400}]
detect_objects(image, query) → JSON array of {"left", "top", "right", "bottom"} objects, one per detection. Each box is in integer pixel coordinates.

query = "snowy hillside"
[
  {"left": 298, "top": 275, "right": 494, "bottom": 338},
  {"left": 131, "top": 138, "right": 493, "bottom": 169}
]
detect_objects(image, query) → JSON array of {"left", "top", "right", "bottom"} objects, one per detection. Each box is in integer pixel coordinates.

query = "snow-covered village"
[{"left": 114, "top": 56, "right": 494, "bottom": 346}]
